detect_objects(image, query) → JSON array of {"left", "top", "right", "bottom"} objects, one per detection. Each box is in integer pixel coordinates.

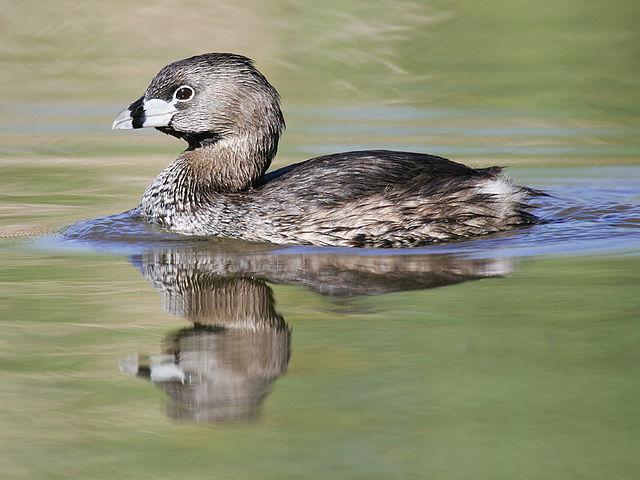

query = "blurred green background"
[{"left": 1, "top": 0, "right": 639, "bottom": 162}]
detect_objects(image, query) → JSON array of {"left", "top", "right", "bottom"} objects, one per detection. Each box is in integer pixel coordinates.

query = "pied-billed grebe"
[{"left": 112, "top": 53, "right": 541, "bottom": 247}]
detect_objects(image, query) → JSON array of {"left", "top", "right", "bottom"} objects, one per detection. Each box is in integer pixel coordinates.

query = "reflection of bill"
[{"left": 121, "top": 243, "right": 515, "bottom": 423}]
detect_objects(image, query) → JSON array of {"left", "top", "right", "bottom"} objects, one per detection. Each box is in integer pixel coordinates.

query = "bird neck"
[{"left": 179, "top": 131, "right": 278, "bottom": 192}]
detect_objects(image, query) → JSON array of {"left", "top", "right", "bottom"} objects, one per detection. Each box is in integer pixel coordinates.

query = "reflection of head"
[
  {"left": 157, "top": 322, "right": 290, "bottom": 423},
  {"left": 121, "top": 266, "right": 291, "bottom": 423}
]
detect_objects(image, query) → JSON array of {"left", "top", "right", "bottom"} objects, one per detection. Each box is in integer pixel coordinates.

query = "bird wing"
[{"left": 257, "top": 150, "right": 493, "bottom": 205}]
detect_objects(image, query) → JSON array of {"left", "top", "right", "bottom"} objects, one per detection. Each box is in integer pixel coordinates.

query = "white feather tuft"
[{"left": 479, "top": 178, "right": 517, "bottom": 197}]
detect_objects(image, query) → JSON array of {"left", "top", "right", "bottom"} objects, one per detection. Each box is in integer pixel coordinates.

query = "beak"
[{"left": 112, "top": 96, "right": 178, "bottom": 130}]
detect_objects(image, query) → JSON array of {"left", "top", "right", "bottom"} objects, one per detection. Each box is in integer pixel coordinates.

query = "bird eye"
[{"left": 174, "top": 85, "right": 194, "bottom": 102}]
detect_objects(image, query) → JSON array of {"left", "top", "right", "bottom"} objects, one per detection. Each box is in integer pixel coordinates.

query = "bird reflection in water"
[{"left": 120, "top": 241, "right": 515, "bottom": 423}]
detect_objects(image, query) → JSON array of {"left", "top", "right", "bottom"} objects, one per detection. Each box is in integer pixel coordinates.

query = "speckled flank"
[{"left": 123, "top": 53, "right": 541, "bottom": 248}]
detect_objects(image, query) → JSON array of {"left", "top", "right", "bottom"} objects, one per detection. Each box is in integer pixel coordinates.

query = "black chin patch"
[
  {"left": 128, "top": 97, "right": 146, "bottom": 129},
  {"left": 156, "top": 127, "right": 223, "bottom": 149},
  {"left": 157, "top": 126, "right": 182, "bottom": 139}
]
